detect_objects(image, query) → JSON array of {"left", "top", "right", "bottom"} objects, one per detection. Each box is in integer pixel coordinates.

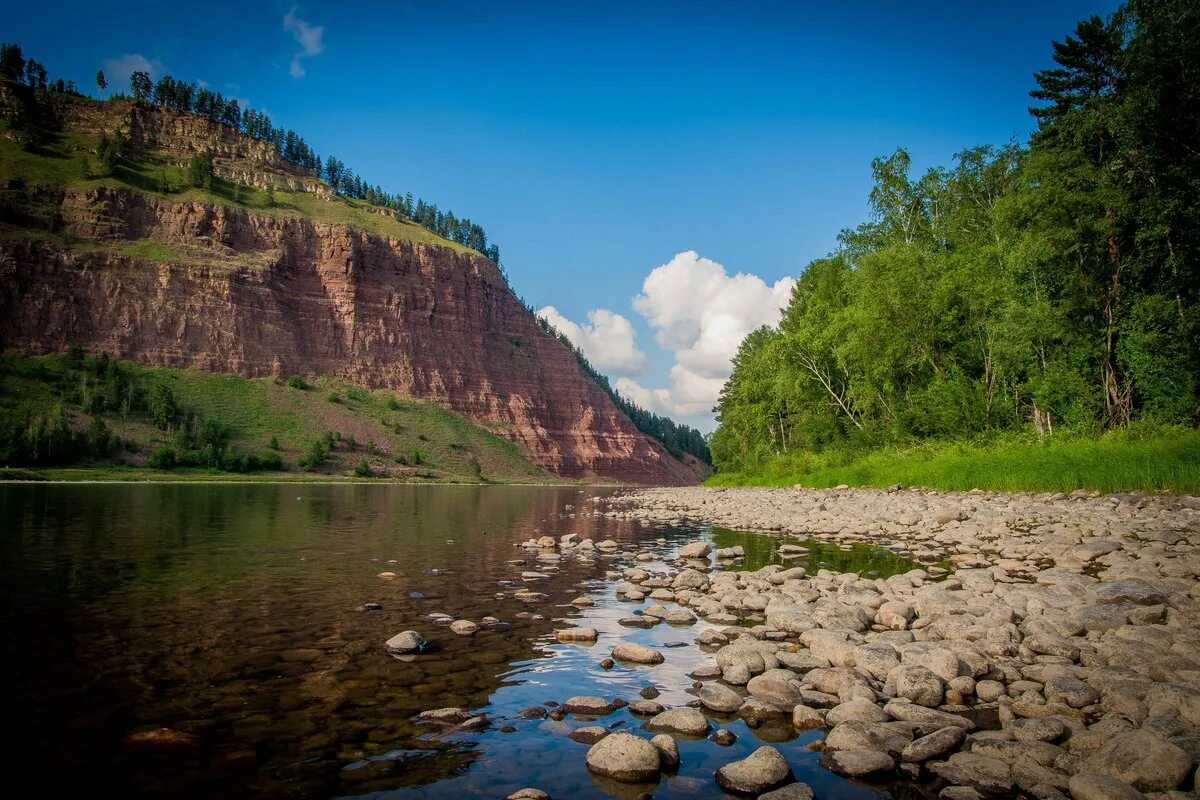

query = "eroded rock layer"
[{"left": 0, "top": 186, "right": 704, "bottom": 484}]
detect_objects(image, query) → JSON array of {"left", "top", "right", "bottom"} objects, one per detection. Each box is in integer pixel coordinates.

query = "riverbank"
[
  {"left": 558, "top": 485, "right": 1200, "bottom": 798},
  {"left": 707, "top": 429, "right": 1200, "bottom": 495},
  {"left": 0, "top": 466, "right": 586, "bottom": 484}
]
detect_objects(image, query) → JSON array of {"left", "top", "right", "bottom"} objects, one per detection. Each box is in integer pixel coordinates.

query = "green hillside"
[{"left": 0, "top": 353, "right": 551, "bottom": 483}]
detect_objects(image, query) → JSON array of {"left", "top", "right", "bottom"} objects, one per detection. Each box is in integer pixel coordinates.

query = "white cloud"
[
  {"left": 623, "top": 251, "right": 795, "bottom": 431},
  {"left": 537, "top": 306, "right": 647, "bottom": 377},
  {"left": 102, "top": 53, "right": 165, "bottom": 90},
  {"left": 283, "top": 7, "right": 325, "bottom": 78}
]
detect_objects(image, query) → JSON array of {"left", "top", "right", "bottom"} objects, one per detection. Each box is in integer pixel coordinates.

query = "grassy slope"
[
  {"left": 707, "top": 429, "right": 1200, "bottom": 495},
  {"left": 0, "top": 126, "right": 475, "bottom": 254},
  {"left": 0, "top": 355, "right": 550, "bottom": 483}
]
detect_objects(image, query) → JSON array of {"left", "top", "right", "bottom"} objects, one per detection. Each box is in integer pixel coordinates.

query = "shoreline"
[{"left": 549, "top": 485, "right": 1200, "bottom": 798}]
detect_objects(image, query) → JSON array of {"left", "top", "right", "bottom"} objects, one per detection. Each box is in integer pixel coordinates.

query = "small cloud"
[
  {"left": 102, "top": 53, "right": 165, "bottom": 89},
  {"left": 283, "top": 7, "right": 324, "bottom": 79},
  {"left": 538, "top": 306, "right": 648, "bottom": 377}
]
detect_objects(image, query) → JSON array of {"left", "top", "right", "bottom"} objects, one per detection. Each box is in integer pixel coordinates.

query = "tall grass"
[{"left": 708, "top": 428, "right": 1200, "bottom": 494}]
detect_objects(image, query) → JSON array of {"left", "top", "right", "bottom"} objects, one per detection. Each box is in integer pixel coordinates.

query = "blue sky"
[{"left": 6, "top": 0, "right": 1117, "bottom": 430}]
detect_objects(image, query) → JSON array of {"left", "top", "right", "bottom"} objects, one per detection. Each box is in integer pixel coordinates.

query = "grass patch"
[
  {"left": 708, "top": 428, "right": 1200, "bottom": 495},
  {"left": 1, "top": 354, "right": 552, "bottom": 483},
  {"left": 122, "top": 240, "right": 178, "bottom": 262}
]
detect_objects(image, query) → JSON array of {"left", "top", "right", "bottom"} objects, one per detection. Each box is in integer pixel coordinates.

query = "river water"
[{"left": 0, "top": 483, "right": 930, "bottom": 799}]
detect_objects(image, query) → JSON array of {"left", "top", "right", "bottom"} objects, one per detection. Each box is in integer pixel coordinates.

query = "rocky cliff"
[{"left": 0, "top": 186, "right": 705, "bottom": 484}]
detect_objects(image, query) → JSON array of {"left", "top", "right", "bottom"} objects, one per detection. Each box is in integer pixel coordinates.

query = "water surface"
[{"left": 0, "top": 483, "right": 929, "bottom": 799}]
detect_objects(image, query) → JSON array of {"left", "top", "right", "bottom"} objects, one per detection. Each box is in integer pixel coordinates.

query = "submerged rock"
[{"left": 385, "top": 630, "right": 427, "bottom": 654}]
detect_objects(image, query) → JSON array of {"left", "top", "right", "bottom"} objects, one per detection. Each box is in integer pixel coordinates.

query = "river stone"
[
  {"left": 417, "top": 707, "right": 471, "bottom": 724},
  {"left": 826, "top": 699, "right": 889, "bottom": 725},
  {"left": 1067, "top": 773, "right": 1149, "bottom": 800},
  {"left": 450, "top": 619, "right": 479, "bottom": 635},
  {"left": 928, "top": 752, "right": 1014, "bottom": 794},
  {"left": 1082, "top": 729, "right": 1192, "bottom": 792},
  {"left": 901, "top": 726, "right": 966, "bottom": 762},
  {"left": 715, "top": 745, "right": 792, "bottom": 795},
  {"left": 884, "top": 700, "right": 974, "bottom": 729},
  {"left": 629, "top": 700, "right": 665, "bottom": 715},
  {"left": 759, "top": 784, "right": 815, "bottom": 800},
  {"left": 651, "top": 733, "right": 679, "bottom": 769},
  {"left": 1010, "top": 717, "right": 1065, "bottom": 743},
  {"left": 585, "top": 731, "right": 660, "bottom": 783},
  {"left": 723, "top": 665, "right": 753, "bottom": 685},
  {"left": 1085, "top": 579, "right": 1166, "bottom": 607},
  {"left": 619, "top": 616, "right": 657, "bottom": 628},
  {"left": 678, "top": 541, "right": 711, "bottom": 559},
  {"left": 385, "top": 630, "right": 427, "bottom": 654},
  {"left": 824, "top": 721, "right": 912, "bottom": 757},
  {"left": 506, "top": 790, "right": 549, "bottom": 800},
  {"left": 1045, "top": 675, "right": 1100, "bottom": 709},
  {"left": 893, "top": 664, "right": 945, "bottom": 707},
  {"left": 563, "top": 696, "right": 616, "bottom": 716},
  {"left": 747, "top": 674, "right": 803, "bottom": 710},
  {"left": 699, "top": 683, "right": 744, "bottom": 713},
  {"left": 555, "top": 627, "right": 598, "bottom": 643},
  {"left": 612, "top": 642, "right": 664, "bottom": 664},
  {"left": 792, "top": 704, "right": 825, "bottom": 729},
  {"left": 824, "top": 749, "right": 896, "bottom": 777},
  {"left": 716, "top": 643, "right": 769, "bottom": 673},
  {"left": 569, "top": 726, "right": 608, "bottom": 744},
  {"left": 645, "top": 707, "right": 710, "bottom": 737}
]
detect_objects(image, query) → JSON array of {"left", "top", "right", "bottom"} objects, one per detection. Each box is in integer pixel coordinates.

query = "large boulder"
[
  {"left": 1082, "top": 729, "right": 1192, "bottom": 792},
  {"left": 1067, "top": 773, "right": 1149, "bottom": 800},
  {"left": 823, "top": 749, "right": 895, "bottom": 777},
  {"left": 715, "top": 746, "right": 792, "bottom": 795},
  {"left": 585, "top": 731, "right": 660, "bottom": 783}
]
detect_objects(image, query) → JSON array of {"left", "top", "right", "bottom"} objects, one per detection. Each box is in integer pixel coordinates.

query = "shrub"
[
  {"left": 326, "top": 392, "right": 341, "bottom": 404},
  {"left": 353, "top": 459, "right": 373, "bottom": 477},
  {"left": 299, "top": 439, "right": 329, "bottom": 470},
  {"left": 269, "top": 435, "right": 280, "bottom": 450},
  {"left": 286, "top": 376, "right": 308, "bottom": 390},
  {"left": 148, "top": 446, "right": 176, "bottom": 470}
]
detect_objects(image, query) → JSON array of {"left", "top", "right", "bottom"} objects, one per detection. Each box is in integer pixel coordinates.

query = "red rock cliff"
[{"left": 0, "top": 187, "right": 705, "bottom": 484}]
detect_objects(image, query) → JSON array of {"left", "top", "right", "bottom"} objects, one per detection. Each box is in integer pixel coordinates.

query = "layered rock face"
[{"left": 0, "top": 187, "right": 704, "bottom": 484}]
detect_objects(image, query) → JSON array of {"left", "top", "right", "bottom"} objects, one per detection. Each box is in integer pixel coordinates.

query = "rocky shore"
[
  {"left": 396, "top": 486, "right": 1200, "bottom": 799},
  {"left": 564, "top": 485, "right": 1200, "bottom": 799}
]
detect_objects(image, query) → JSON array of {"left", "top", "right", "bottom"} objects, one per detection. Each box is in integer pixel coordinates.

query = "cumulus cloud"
[
  {"left": 537, "top": 306, "right": 647, "bottom": 377},
  {"left": 283, "top": 7, "right": 325, "bottom": 78},
  {"left": 102, "top": 53, "right": 164, "bottom": 89},
  {"left": 624, "top": 251, "right": 795, "bottom": 429}
]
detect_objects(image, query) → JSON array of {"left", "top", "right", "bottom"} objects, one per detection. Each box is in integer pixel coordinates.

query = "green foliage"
[
  {"left": 185, "top": 150, "right": 214, "bottom": 190},
  {"left": 268, "top": 435, "right": 280, "bottom": 450},
  {"left": 286, "top": 375, "right": 309, "bottom": 390},
  {"left": 712, "top": 0, "right": 1199, "bottom": 479},
  {"left": 299, "top": 439, "right": 329, "bottom": 471},
  {"left": 147, "top": 446, "right": 176, "bottom": 469},
  {"left": 352, "top": 459, "right": 373, "bottom": 477}
]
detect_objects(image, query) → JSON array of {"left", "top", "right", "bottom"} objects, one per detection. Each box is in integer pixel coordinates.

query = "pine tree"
[{"left": 95, "top": 70, "right": 107, "bottom": 98}]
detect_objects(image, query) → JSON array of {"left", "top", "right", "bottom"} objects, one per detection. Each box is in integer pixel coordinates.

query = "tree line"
[
  {"left": 0, "top": 42, "right": 500, "bottom": 265},
  {"left": 532, "top": 311, "right": 711, "bottom": 463},
  {"left": 711, "top": 0, "right": 1198, "bottom": 473}
]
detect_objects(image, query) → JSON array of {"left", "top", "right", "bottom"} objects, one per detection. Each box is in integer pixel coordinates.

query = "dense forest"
[
  {"left": 711, "top": 0, "right": 1198, "bottom": 474},
  {"left": 0, "top": 43, "right": 501, "bottom": 264}
]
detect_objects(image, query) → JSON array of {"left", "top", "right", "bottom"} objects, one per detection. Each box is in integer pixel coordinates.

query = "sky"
[{"left": 6, "top": 0, "right": 1119, "bottom": 431}]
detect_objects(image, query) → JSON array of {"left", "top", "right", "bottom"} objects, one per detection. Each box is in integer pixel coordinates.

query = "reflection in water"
[
  {"left": 0, "top": 484, "right": 921, "bottom": 799},
  {"left": 710, "top": 528, "right": 940, "bottom": 576}
]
